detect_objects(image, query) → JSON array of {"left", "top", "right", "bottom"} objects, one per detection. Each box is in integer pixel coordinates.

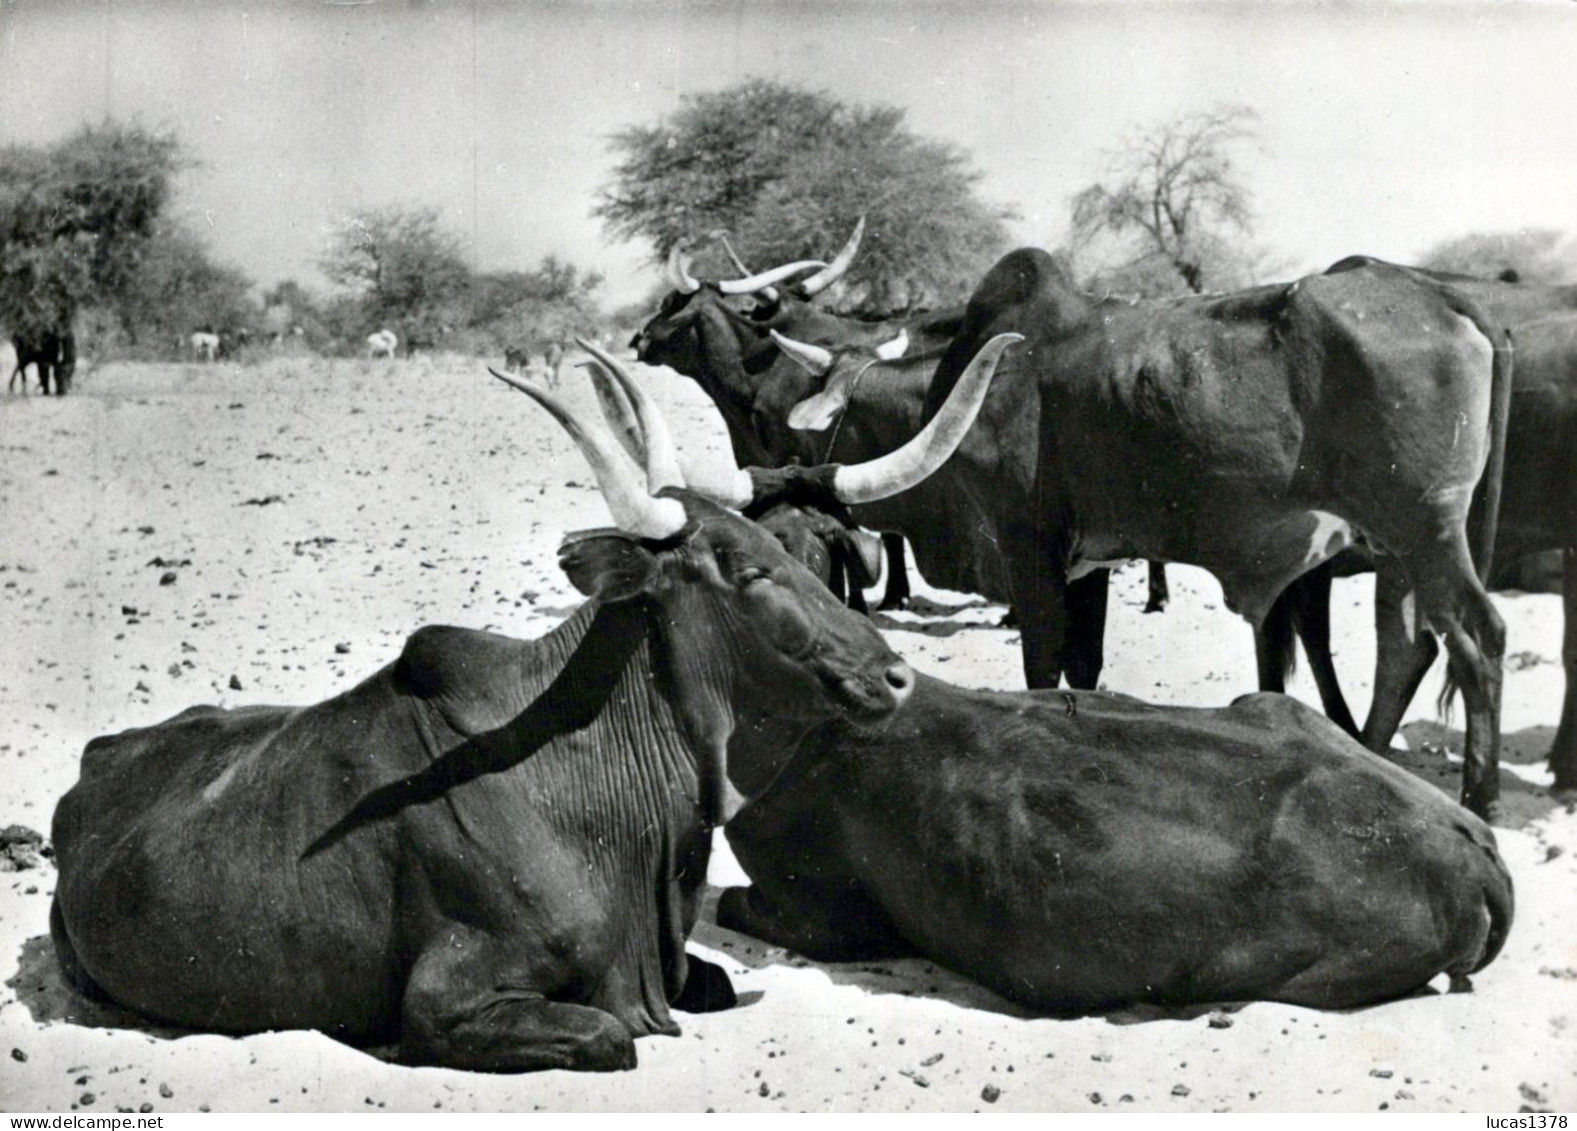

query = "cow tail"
[{"left": 1436, "top": 293, "right": 1514, "bottom": 719}]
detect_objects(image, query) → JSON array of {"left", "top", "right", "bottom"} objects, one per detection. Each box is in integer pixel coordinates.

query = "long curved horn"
[
  {"left": 718, "top": 260, "right": 828, "bottom": 296},
  {"left": 678, "top": 457, "right": 754, "bottom": 510},
  {"left": 798, "top": 216, "right": 866, "bottom": 298},
  {"left": 769, "top": 329, "right": 834, "bottom": 376},
  {"left": 575, "top": 337, "right": 684, "bottom": 492},
  {"left": 874, "top": 328, "right": 909, "bottom": 361},
  {"left": 830, "top": 332, "right": 1023, "bottom": 504},
  {"left": 665, "top": 241, "right": 700, "bottom": 295},
  {"left": 711, "top": 229, "right": 779, "bottom": 303},
  {"left": 577, "top": 360, "right": 646, "bottom": 468},
  {"left": 488, "top": 368, "right": 687, "bottom": 540}
]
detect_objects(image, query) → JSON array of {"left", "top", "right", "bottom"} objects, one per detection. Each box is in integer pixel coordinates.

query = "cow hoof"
[
  {"left": 879, "top": 597, "right": 911, "bottom": 613},
  {"left": 674, "top": 955, "right": 737, "bottom": 1013},
  {"left": 1142, "top": 598, "right": 1168, "bottom": 614},
  {"left": 1448, "top": 973, "right": 1473, "bottom": 994}
]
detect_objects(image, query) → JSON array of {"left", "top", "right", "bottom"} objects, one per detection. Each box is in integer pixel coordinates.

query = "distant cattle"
[
  {"left": 47, "top": 332, "right": 1007, "bottom": 1072},
  {"left": 9, "top": 329, "right": 76, "bottom": 395},
  {"left": 216, "top": 328, "right": 251, "bottom": 360},
  {"left": 366, "top": 328, "right": 398, "bottom": 359},
  {"left": 504, "top": 341, "right": 567, "bottom": 388},
  {"left": 404, "top": 325, "right": 451, "bottom": 358},
  {"left": 189, "top": 331, "right": 219, "bottom": 362}
]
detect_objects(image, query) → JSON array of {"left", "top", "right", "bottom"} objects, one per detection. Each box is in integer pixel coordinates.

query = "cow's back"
[{"left": 51, "top": 677, "right": 423, "bottom": 1039}]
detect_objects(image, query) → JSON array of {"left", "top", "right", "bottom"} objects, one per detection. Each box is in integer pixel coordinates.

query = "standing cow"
[
  {"left": 48, "top": 333, "right": 1008, "bottom": 1072},
  {"left": 1261, "top": 258, "right": 1577, "bottom": 794},
  {"left": 913, "top": 249, "right": 1511, "bottom": 817},
  {"left": 9, "top": 329, "right": 76, "bottom": 395},
  {"left": 189, "top": 330, "right": 219, "bottom": 362},
  {"left": 366, "top": 328, "right": 399, "bottom": 359}
]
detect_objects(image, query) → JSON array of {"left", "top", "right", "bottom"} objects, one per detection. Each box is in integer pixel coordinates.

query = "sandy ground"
[{"left": 2, "top": 353, "right": 1573, "bottom": 1114}]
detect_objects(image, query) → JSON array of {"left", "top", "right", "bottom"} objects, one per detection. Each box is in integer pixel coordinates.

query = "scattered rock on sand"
[{"left": 0, "top": 826, "right": 46, "bottom": 872}]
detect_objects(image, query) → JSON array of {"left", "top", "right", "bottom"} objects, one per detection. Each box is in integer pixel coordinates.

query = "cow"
[
  {"left": 1259, "top": 259, "right": 1577, "bottom": 794},
  {"left": 503, "top": 341, "right": 566, "bottom": 389},
  {"left": 216, "top": 327, "right": 252, "bottom": 361},
  {"left": 366, "top": 328, "right": 399, "bottom": 359},
  {"left": 48, "top": 331, "right": 1011, "bottom": 1074},
  {"left": 911, "top": 249, "right": 1512, "bottom": 818},
  {"left": 9, "top": 329, "right": 76, "bottom": 395},
  {"left": 632, "top": 225, "right": 992, "bottom": 612},
  {"left": 716, "top": 667, "right": 1514, "bottom": 1011},
  {"left": 591, "top": 331, "right": 1515, "bottom": 1013},
  {"left": 189, "top": 330, "right": 219, "bottom": 362}
]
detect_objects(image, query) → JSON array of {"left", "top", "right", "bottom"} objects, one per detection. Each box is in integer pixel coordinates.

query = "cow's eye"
[{"left": 736, "top": 567, "right": 771, "bottom": 588}]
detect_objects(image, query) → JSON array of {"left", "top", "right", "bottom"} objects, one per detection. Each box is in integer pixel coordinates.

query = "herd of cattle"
[{"left": 43, "top": 222, "right": 1573, "bottom": 1074}]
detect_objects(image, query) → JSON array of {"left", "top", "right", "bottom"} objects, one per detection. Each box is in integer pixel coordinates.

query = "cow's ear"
[
  {"left": 836, "top": 527, "right": 884, "bottom": 590},
  {"left": 559, "top": 530, "right": 659, "bottom": 602}
]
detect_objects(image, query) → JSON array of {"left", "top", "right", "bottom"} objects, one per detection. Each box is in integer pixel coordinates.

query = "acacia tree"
[
  {"left": 321, "top": 205, "right": 471, "bottom": 337},
  {"left": 470, "top": 255, "right": 604, "bottom": 348},
  {"left": 1418, "top": 228, "right": 1575, "bottom": 283},
  {"left": 596, "top": 79, "right": 1016, "bottom": 312},
  {"left": 1066, "top": 104, "right": 1267, "bottom": 297},
  {"left": 0, "top": 122, "right": 183, "bottom": 346}
]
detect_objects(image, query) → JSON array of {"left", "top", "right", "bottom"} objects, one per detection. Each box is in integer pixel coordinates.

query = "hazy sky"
[{"left": 3, "top": 0, "right": 1574, "bottom": 307}]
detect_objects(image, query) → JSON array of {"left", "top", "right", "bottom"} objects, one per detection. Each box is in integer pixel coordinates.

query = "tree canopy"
[
  {"left": 321, "top": 205, "right": 472, "bottom": 336},
  {"left": 596, "top": 79, "right": 1017, "bottom": 313},
  {"left": 0, "top": 121, "right": 184, "bottom": 337},
  {"left": 1417, "top": 228, "right": 1575, "bottom": 284},
  {"left": 1064, "top": 104, "right": 1270, "bottom": 297}
]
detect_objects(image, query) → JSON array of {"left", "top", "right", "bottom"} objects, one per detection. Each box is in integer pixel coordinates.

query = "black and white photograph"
[{"left": 2, "top": 0, "right": 1574, "bottom": 1115}]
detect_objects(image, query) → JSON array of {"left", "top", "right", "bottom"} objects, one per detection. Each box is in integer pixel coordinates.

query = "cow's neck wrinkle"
[{"left": 301, "top": 600, "right": 707, "bottom": 860}]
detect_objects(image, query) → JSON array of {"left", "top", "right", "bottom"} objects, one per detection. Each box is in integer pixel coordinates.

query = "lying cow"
[
  {"left": 718, "top": 674, "right": 1513, "bottom": 1012},
  {"left": 584, "top": 330, "right": 1516, "bottom": 1012},
  {"left": 49, "top": 332, "right": 1013, "bottom": 1073}
]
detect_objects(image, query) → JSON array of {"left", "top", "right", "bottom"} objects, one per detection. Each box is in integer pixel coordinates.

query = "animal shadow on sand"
[{"left": 1389, "top": 722, "right": 1574, "bottom": 830}]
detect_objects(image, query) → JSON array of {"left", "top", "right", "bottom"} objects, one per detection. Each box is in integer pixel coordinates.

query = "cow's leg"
[
  {"left": 1401, "top": 550, "right": 1506, "bottom": 819},
  {"left": 1551, "top": 548, "right": 1577, "bottom": 792},
  {"left": 1286, "top": 565, "right": 1360, "bottom": 737},
  {"left": 878, "top": 534, "right": 911, "bottom": 611},
  {"left": 672, "top": 954, "right": 736, "bottom": 1013},
  {"left": 716, "top": 883, "right": 913, "bottom": 963},
  {"left": 1143, "top": 561, "right": 1170, "bottom": 613},
  {"left": 842, "top": 565, "right": 870, "bottom": 616},
  {"left": 1362, "top": 560, "right": 1440, "bottom": 753},
  {"left": 1255, "top": 589, "right": 1296, "bottom": 694},
  {"left": 401, "top": 932, "right": 635, "bottom": 1072},
  {"left": 1015, "top": 570, "right": 1070, "bottom": 690},
  {"left": 1063, "top": 568, "right": 1110, "bottom": 689}
]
